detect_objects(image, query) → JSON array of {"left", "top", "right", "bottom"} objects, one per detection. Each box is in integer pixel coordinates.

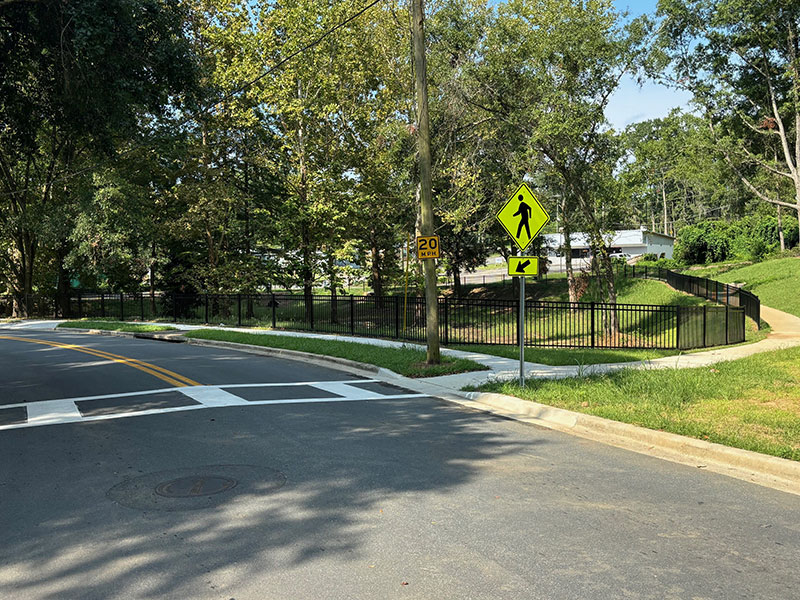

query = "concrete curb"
[
  {"left": 457, "top": 390, "right": 800, "bottom": 496},
  {"left": 179, "top": 336, "right": 403, "bottom": 381},
  {"left": 64, "top": 326, "right": 800, "bottom": 496}
]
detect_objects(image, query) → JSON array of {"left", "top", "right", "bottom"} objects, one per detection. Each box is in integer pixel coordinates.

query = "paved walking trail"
[{"left": 4, "top": 304, "right": 800, "bottom": 392}]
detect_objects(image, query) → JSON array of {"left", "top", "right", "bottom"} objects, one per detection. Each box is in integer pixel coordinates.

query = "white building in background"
[{"left": 543, "top": 228, "right": 675, "bottom": 259}]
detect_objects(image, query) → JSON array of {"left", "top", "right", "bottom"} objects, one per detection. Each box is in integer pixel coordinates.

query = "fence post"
[
  {"left": 100, "top": 293, "right": 105, "bottom": 318},
  {"left": 205, "top": 294, "right": 209, "bottom": 324},
  {"left": 675, "top": 305, "right": 681, "bottom": 349},
  {"left": 349, "top": 295, "right": 355, "bottom": 335},
  {"left": 741, "top": 308, "right": 746, "bottom": 342},
  {"left": 120, "top": 293, "right": 124, "bottom": 321},
  {"left": 443, "top": 297, "right": 449, "bottom": 346},
  {"left": 237, "top": 294, "right": 242, "bottom": 327},
  {"left": 309, "top": 295, "right": 315, "bottom": 330},
  {"left": 702, "top": 305, "right": 707, "bottom": 347},
  {"left": 590, "top": 301, "right": 596, "bottom": 348},
  {"left": 77, "top": 293, "right": 82, "bottom": 319},
  {"left": 394, "top": 296, "right": 400, "bottom": 339},
  {"left": 140, "top": 293, "right": 144, "bottom": 320},
  {"left": 725, "top": 305, "right": 729, "bottom": 345},
  {"left": 271, "top": 293, "right": 277, "bottom": 328}
]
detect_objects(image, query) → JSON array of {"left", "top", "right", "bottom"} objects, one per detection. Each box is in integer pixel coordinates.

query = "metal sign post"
[{"left": 519, "top": 250, "right": 525, "bottom": 388}]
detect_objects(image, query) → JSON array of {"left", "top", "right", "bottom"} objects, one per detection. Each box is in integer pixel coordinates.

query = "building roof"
[{"left": 543, "top": 229, "right": 674, "bottom": 250}]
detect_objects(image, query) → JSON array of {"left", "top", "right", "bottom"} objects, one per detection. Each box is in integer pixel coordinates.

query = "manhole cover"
[
  {"left": 155, "top": 475, "right": 237, "bottom": 498},
  {"left": 107, "top": 465, "right": 285, "bottom": 512}
]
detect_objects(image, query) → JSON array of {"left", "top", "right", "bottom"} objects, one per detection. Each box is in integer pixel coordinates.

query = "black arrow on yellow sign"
[{"left": 507, "top": 256, "right": 538, "bottom": 277}]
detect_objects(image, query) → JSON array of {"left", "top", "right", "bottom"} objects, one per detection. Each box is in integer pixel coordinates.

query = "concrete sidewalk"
[{"left": 6, "top": 303, "right": 799, "bottom": 390}]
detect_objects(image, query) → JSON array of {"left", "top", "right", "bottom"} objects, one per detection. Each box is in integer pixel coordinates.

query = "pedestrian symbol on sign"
[{"left": 513, "top": 196, "right": 532, "bottom": 241}]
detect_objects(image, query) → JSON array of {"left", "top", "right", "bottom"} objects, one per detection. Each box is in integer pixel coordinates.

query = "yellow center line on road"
[{"left": 0, "top": 335, "right": 201, "bottom": 388}]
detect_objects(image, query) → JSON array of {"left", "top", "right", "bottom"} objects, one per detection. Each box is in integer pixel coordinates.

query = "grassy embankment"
[
  {"left": 58, "top": 320, "right": 176, "bottom": 333},
  {"left": 182, "top": 329, "right": 487, "bottom": 378},
  {"left": 472, "top": 346, "right": 800, "bottom": 461},
  {"left": 448, "top": 275, "right": 765, "bottom": 365},
  {"left": 683, "top": 256, "right": 800, "bottom": 319}
]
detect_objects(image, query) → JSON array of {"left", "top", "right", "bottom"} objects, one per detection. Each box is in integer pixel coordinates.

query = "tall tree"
[
  {"left": 0, "top": 0, "right": 195, "bottom": 315},
  {"left": 656, "top": 0, "right": 800, "bottom": 240}
]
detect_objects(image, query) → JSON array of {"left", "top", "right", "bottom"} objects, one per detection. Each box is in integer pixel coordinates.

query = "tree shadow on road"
[{"left": 0, "top": 397, "right": 545, "bottom": 598}]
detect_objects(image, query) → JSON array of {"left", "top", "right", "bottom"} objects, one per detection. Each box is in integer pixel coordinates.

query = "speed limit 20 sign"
[{"left": 416, "top": 235, "right": 440, "bottom": 259}]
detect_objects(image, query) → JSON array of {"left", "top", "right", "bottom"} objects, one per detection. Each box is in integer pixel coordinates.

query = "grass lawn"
[
  {"left": 472, "top": 346, "right": 800, "bottom": 461},
  {"left": 684, "top": 257, "right": 800, "bottom": 318},
  {"left": 58, "top": 320, "right": 177, "bottom": 333},
  {"left": 183, "top": 329, "right": 487, "bottom": 378}
]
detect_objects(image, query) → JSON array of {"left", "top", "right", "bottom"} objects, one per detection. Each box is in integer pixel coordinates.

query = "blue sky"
[{"left": 605, "top": 0, "right": 693, "bottom": 130}]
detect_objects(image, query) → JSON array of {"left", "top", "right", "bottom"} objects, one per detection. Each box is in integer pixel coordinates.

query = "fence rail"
[
  {"left": 1, "top": 288, "right": 746, "bottom": 350},
  {"left": 620, "top": 264, "right": 761, "bottom": 327}
]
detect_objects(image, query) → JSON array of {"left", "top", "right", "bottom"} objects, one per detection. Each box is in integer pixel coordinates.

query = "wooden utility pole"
[{"left": 411, "top": 0, "right": 440, "bottom": 363}]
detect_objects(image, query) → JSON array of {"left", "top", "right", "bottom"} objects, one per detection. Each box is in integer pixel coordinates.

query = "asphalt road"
[{"left": 0, "top": 330, "right": 799, "bottom": 599}]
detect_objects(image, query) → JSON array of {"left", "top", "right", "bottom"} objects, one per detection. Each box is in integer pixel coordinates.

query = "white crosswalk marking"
[
  {"left": 311, "top": 381, "right": 383, "bottom": 400},
  {"left": 0, "top": 380, "right": 427, "bottom": 431},
  {"left": 177, "top": 386, "right": 248, "bottom": 407},
  {"left": 25, "top": 399, "right": 81, "bottom": 425}
]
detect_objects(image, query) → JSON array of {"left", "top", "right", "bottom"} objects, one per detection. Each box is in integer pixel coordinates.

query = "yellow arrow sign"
[
  {"left": 508, "top": 256, "right": 539, "bottom": 277},
  {"left": 496, "top": 183, "right": 550, "bottom": 251}
]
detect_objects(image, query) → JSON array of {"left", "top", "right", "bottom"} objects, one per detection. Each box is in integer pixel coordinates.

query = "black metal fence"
[
  {"left": 620, "top": 264, "right": 761, "bottom": 327},
  {"left": 1, "top": 290, "right": 746, "bottom": 350}
]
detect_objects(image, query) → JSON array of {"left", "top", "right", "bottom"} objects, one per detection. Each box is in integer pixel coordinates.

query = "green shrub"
[
  {"left": 676, "top": 215, "right": 798, "bottom": 265},
  {"left": 636, "top": 258, "right": 681, "bottom": 270}
]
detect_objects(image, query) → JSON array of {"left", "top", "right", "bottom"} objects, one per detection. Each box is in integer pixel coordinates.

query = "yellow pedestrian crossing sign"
[
  {"left": 496, "top": 183, "right": 550, "bottom": 251},
  {"left": 508, "top": 256, "right": 539, "bottom": 277}
]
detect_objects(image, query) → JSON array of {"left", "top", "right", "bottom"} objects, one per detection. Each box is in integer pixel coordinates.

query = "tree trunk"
[
  {"left": 55, "top": 242, "right": 71, "bottom": 318},
  {"left": 778, "top": 205, "right": 785, "bottom": 251},
  {"left": 370, "top": 243, "right": 383, "bottom": 302},
  {"left": 328, "top": 253, "right": 338, "bottom": 324},
  {"left": 11, "top": 234, "right": 36, "bottom": 318},
  {"left": 561, "top": 196, "right": 578, "bottom": 303},
  {"left": 452, "top": 265, "right": 462, "bottom": 297},
  {"left": 297, "top": 107, "right": 314, "bottom": 321},
  {"left": 301, "top": 221, "right": 313, "bottom": 321},
  {"left": 149, "top": 242, "right": 157, "bottom": 315}
]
